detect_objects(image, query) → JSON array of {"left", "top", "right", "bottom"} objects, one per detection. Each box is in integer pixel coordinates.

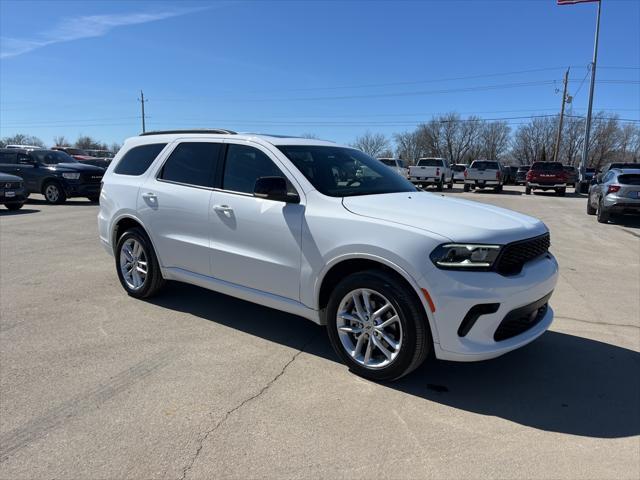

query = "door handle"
[
  {"left": 142, "top": 192, "right": 157, "bottom": 199},
  {"left": 213, "top": 205, "right": 233, "bottom": 217}
]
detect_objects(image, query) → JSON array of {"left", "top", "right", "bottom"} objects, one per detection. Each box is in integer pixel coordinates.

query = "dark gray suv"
[
  {"left": 587, "top": 168, "right": 640, "bottom": 223},
  {"left": 0, "top": 148, "right": 105, "bottom": 204}
]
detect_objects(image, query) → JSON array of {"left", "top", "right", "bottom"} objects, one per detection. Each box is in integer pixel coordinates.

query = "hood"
[
  {"left": 49, "top": 162, "right": 105, "bottom": 173},
  {"left": 0, "top": 172, "right": 23, "bottom": 182},
  {"left": 342, "top": 192, "right": 547, "bottom": 244}
]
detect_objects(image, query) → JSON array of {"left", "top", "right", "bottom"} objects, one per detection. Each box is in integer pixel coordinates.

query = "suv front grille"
[
  {"left": 495, "top": 233, "right": 550, "bottom": 275},
  {"left": 82, "top": 173, "right": 103, "bottom": 184}
]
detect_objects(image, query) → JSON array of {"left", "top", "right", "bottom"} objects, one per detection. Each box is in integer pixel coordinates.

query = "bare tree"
[
  {"left": 479, "top": 121, "right": 510, "bottom": 160},
  {"left": 511, "top": 117, "right": 557, "bottom": 164},
  {"left": 110, "top": 142, "right": 122, "bottom": 154},
  {"left": 560, "top": 115, "right": 584, "bottom": 166},
  {"left": 0, "top": 133, "right": 45, "bottom": 148},
  {"left": 351, "top": 131, "right": 390, "bottom": 158},
  {"left": 618, "top": 123, "right": 640, "bottom": 162},
  {"left": 75, "top": 135, "right": 107, "bottom": 150},
  {"left": 588, "top": 112, "right": 620, "bottom": 168},
  {"left": 52, "top": 135, "right": 69, "bottom": 147},
  {"left": 393, "top": 131, "right": 421, "bottom": 165}
]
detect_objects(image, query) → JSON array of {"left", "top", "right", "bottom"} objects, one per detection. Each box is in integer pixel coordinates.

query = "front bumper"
[
  {"left": 0, "top": 186, "right": 27, "bottom": 204},
  {"left": 64, "top": 182, "right": 101, "bottom": 197},
  {"left": 420, "top": 253, "right": 559, "bottom": 362}
]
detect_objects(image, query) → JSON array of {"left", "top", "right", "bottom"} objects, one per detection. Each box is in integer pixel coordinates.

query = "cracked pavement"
[{"left": 1, "top": 188, "right": 639, "bottom": 479}]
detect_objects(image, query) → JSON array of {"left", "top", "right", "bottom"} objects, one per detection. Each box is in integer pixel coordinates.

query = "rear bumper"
[
  {"left": 465, "top": 180, "right": 500, "bottom": 186},
  {"left": 528, "top": 183, "right": 565, "bottom": 189},
  {"left": 410, "top": 177, "right": 439, "bottom": 184}
]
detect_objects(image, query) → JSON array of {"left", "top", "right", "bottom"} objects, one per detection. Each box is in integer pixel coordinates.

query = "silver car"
[{"left": 587, "top": 168, "right": 640, "bottom": 223}]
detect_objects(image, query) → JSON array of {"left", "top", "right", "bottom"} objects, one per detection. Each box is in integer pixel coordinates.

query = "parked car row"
[{"left": 0, "top": 147, "right": 105, "bottom": 208}]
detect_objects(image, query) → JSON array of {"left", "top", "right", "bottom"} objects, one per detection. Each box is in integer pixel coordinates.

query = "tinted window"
[
  {"left": 618, "top": 174, "right": 640, "bottom": 185},
  {"left": 380, "top": 159, "right": 395, "bottom": 166},
  {"left": 223, "top": 144, "right": 284, "bottom": 194},
  {"left": 471, "top": 161, "right": 499, "bottom": 169},
  {"left": 563, "top": 166, "right": 576, "bottom": 172},
  {"left": 416, "top": 159, "right": 443, "bottom": 167},
  {"left": 452, "top": 165, "right": 466, "bottom": 172},
  {"left": 277, "top": 145, "right": 415, "bottom": 197},
  {"left": 159, "top": 142, "right": 221, "bottom": 187},
  {"left": 0, "top": 151, "right": 17, "bottom": 164},
  {"left": 531, "top": 162, "right": 563, "bottom": 172},
  {"left": 517, "top": 166, "right": 530, "bottom": 172},
  {"left": 114, "top": 143, "right": 166, "bottom": 176},
  {"left": 31, "top": 150, "right": 77, "bottom": 165}
]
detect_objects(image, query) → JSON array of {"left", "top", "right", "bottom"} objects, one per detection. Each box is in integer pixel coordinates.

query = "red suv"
[{"left": 525, "top": 162, "right": 568, "bottom": 196}]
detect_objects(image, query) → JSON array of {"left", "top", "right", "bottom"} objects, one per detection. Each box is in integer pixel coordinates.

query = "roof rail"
[{"left": 139, "top": 129, "right": 237, "bottom": 136}]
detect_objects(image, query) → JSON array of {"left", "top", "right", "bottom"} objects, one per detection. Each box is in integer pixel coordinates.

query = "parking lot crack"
[{"left": 178, "top": 332, "right": 319, "bottom": 480}]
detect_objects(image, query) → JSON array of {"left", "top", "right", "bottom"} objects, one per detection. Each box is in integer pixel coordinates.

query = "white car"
[
  {"left": 408, "top": 158, "right": 454, "bottom": 190},
  {"left": 452, "top": 164, "right": 467, "bottom": 183},
  {"left": 378, "top": 157, "right": 409, "bottom": 178},
  {"left": 98, "top": 129, "right": 558, "bottom": 380}
]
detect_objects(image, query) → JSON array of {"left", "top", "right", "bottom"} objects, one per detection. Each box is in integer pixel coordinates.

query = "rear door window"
[
  {"left": 158, "top": 142, "right": 222, "bottom": 187},
  {"left": 0, "top": 151, "right": 17, "bottom": 164},
  {"left": 114, "top": 143, "right": 167, "bottom": 176}
]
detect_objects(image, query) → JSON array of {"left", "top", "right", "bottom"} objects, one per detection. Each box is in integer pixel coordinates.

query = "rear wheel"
[
  {"left": 436, "top": 178, "right": 443, "bottom": 192},
  {"left": 525, "top": 186, "right": 532, "bottom": 195},
  {"left": 326, "top": 270, "right": 431, "bottom": 381},
  {"left": 494, "top": 185, "right": 503, "bottom": 193},
  {"left": 447, "top": 177, "right": 453, "bottom": 189},
  {"left": 43, "top": 181, "right": 66, "bottom": 204},
  {"left": 557, "top": 188, "right": 566, "bottom": 197},
  {"left": 586, "top": 196, "right": 597, "bottom": 215},
  {"left": 115, "top": 227, "right": 165, "bottom": 298},
  {"left": 596, "top": 199, "right": 610, "bottom": 224},
  {"left": 463, "top": 183, "right": 470, "bottom": 192}
]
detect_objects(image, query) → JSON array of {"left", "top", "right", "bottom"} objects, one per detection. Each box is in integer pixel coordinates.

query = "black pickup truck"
[{"left": 0, "top": 148, "right": 104, "bottom": 204}]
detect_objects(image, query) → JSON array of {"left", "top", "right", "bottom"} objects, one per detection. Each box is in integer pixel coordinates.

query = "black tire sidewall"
[
  {"left": 43, "top": 181, "right": 66, "bottom": 204},
  {"left": 325, "top": 271, "right": 430, "bottom": 381}
]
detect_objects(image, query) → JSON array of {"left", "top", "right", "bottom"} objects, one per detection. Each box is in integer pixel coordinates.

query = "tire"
[
  {"left": 325, "top": 270, "right": 431, "bottom": 381},
  {"left": 586, "top": 196, "right": 597, "bottom": 215},
  {"left": 463, "top": 183, "right": 470, "bottom": 192},
  {"left": 436, "top": 179, "right": 443, "bottom": 192},
  {"left": 115, "top": 227, "right": 165, "bottom": 299},
  {"left": 42, "top": 181, "right": 66, "bottom": 204},
  {"left": 557, "top": 188, "right": 566, "bottom": 197},
  {"left": 87, "top": 195, "right": 100, "bottom": 203},
  {"left": 5, "top": 202, "right": 24, "bottom": 210},
  {"left": 447, "top": 177, "right": 453, "bottom": 189},
  {"left": 525, "top": 186, "right": 531, "bottom": 195},
  {"left": 495, "top": 185, "right": 503, "bottom": 193},
  {"left": 596, "top": 199, "right": 610, "bottom": 224}
]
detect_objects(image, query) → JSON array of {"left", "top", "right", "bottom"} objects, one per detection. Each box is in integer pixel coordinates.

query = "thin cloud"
[{"left": 1, "top": 7, "right": 207, "bottom": 59}]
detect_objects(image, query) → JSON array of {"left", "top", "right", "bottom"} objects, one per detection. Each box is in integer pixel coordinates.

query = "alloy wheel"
[
  {"left": 119, "top": 238, "right": 148, "bottom": 290},
  {"left": 336, "top": 288, "right": 403, "bottom": 369},
  {"left": 45, "top": 184, "right": 60, "bottom": 203}
]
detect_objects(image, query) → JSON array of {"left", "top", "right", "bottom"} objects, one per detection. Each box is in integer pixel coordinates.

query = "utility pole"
[
  {"left": 553, "top": 67, "right": 570, "bottom": 163},
  {"left": 138, "top": 90, "right": 147, "bottom": 133},
  {"left": 579, "top": 0, "right": 601, "bottom": 192}
]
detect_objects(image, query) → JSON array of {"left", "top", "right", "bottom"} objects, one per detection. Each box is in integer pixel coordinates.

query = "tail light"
[
  {"left": 496, "top": 170, "right": 501, "bottom": 180},
  {"left": 526, "top": 171, "right": 533, "bottom": 181},
  {"left": 463, "top": 169, "right": 468, "bottom": 178},
  {"left": 607, "top": 185, "right": 621, "bottom": 195},
  {"left": 436, "top": 168, "right": 440, "bottom": 176}
]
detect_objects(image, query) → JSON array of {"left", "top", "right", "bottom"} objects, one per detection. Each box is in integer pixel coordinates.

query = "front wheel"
[
  {"left": 115, "top": 227, "right": 165, "bottom": 298},
  {"left": 43, "top": 182, "right": 66, "bottom": 204},
  {"left": 87, "top": 195, "right": 100, "bottom": 203},
  {"left": 326, "top": 270, "right": 431, "bottom": 381},
  {"left": 5, "top": 202, "right": 24, "bottom": 210}
]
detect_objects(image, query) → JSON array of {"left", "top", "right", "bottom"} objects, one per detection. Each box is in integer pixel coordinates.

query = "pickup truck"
[
  {"left": 525, "top": 162, "right": 567, "bottom": 196},
  {"left": 408, "top": 158, "right": 453, "bottom": 191},
  {"left": 463, "top": 160, "right": 503, "bottom": 192}
]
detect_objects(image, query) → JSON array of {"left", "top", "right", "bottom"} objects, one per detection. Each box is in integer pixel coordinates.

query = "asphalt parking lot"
[{"left": 1, "top": 186, "right": 639, "bottom": 480}]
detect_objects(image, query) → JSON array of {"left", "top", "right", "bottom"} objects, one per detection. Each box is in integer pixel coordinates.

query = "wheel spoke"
[
  {"left": 377, "top": 329, "right": 400, "bottom": 351},
  {"left": 362, "top": 290, "right": 373, "bottom": 316},
  {"left": 371, "top": 334, "right": 392, "bottom": 360},
  {"left": 352, "top": 292, "right": 367, "bottom": 321},
  {"left": 378, "top": 314, "right": 399, "bottom": 329},
  {"left": 372, "top": 303, "right": 392, "bottom": 319},
  {"left": 339, "top": 312, "right": 363, "bottom": 325},
  {"left": 338, "top": 325, "right": 363, "bottom": 335},
  {"left": 363, "top": 336, "right": 373, "bottom": 364},
  {"left": 353, "top": 333, "right": 366, "bottom": 358}
]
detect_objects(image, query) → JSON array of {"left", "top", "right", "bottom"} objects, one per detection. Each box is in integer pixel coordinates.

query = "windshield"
[
  {"left": 416, "top": 159, "right": 443, "bottom": 167},
  {"left": 277, "top": 145, "right": 415, "bottom": 197},
  {"left": 31, "top": 150, "right": 78, "bottom": 165},
  {"left": 518, "top": 166, "right": 530, "bottom": 172},
  {"left": 532, "top": 162, "right": 563, "bottom": 172},
  {"left": 380, "top": 159, "right": 396, "bottom": 166},
  {"left": 471, "top": 161, "right": 499, "bottom": 169}
]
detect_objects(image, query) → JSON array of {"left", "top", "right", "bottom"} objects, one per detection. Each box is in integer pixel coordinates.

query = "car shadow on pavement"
[
  {"left": 151, "top": 282, "right": 639, "bottom": 439},
  {"left": 471, "top": 188, "right": 522, "bottom": 196},
  {"left": 0, "top": 208, "right": 40, "bottom": 216},
  {"left": 26, "top": 198, "right": 97, "bottom": 206}
]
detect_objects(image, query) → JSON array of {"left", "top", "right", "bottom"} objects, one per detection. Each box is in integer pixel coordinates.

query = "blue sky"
[{"left": 0, "top": 0, "right": 638, "bottom": 147}]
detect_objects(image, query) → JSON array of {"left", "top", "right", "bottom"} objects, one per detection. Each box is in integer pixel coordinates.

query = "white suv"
[{"left": 98, "top": 129, "right": 558, "bottom": 380}]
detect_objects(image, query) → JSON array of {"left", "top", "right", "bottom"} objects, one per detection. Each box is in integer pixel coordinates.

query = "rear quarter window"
[
  {"left": 618, "top": 174, "right": 640, "bottom": 186},
  {"left": 114, "top": 143, "right": 167, "bottom": 176}
]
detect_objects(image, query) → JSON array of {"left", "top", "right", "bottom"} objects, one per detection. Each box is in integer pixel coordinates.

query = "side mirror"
[{"left": 254, "top": 176, "right": 300, "bottom": 203}]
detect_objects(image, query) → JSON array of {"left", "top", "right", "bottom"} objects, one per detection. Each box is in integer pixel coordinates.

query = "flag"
[{"left": 557, "top": 0, "right": 599, "bottom": 5}]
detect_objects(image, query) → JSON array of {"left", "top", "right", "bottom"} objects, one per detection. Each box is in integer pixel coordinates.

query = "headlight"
[
  {"left": 61, "top": 172, "right": 80, "bottom": 180},
  {"left": 430, "top": 244, "right": 502, "bottom": 269}
]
